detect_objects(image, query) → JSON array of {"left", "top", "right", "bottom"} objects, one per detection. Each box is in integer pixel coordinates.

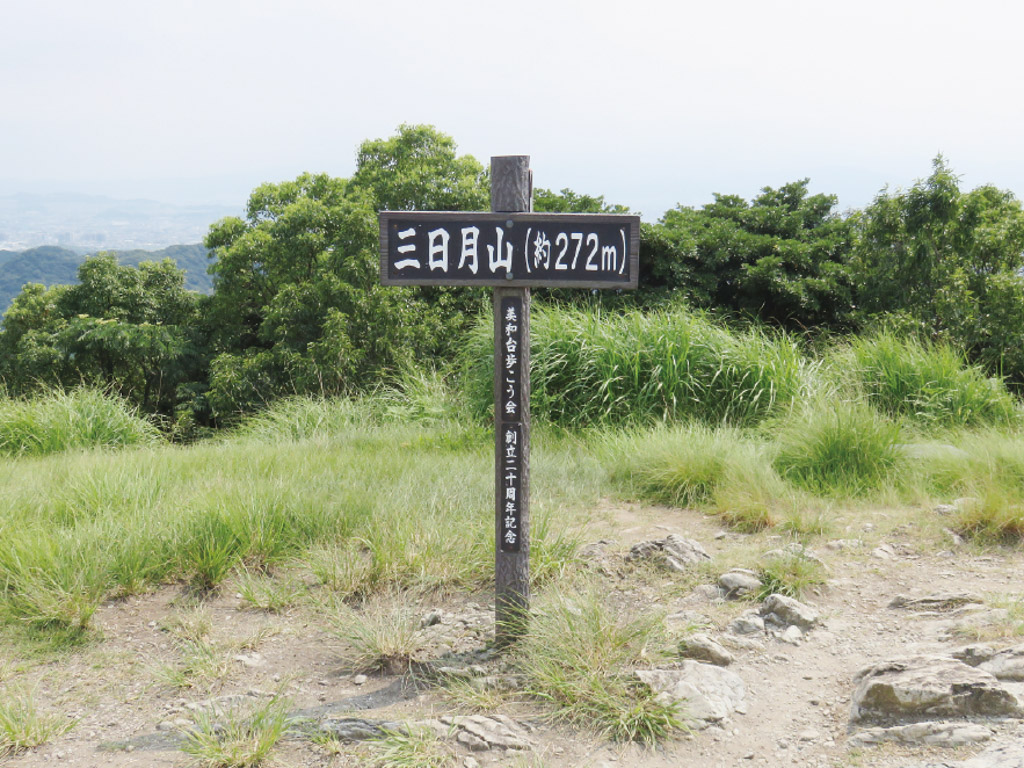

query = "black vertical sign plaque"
[{"left": 498, "top": 296, "right": 523, "bottom": 552}]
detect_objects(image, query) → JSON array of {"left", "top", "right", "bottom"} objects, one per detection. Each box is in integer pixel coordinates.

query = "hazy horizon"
[{"left": 4, "top": 0, "right": 1024, "bottom": 234}]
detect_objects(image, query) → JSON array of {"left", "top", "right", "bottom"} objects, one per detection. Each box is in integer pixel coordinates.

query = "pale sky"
[{"left": 2, "top": 0, "right": 1023, "bottom": 220}]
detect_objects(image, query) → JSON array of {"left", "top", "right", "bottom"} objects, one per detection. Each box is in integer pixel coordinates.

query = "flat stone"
[
  {"left": 889, "top": 593, "right": 985, "bottom": 612},
  {"left": 779, "top": 625, "right": 803, "bottom": 645},
  {"left": 442, "top": 715, "right": 534, "bottom": 751},
  {"left": 954, "top": 645, "right": 998, "bottom": 667},
  {"left": 849, "top": 721, "right": 994, "bottom": 748},
  {"left": 873, "top": 544, "right": 897, "bottom": 560},
  {"left": 690, "top": 584, "right": 726, "bottom": 602},
  {"left": 728, "top": 611, "right": 765, "bottom": 636},
  {"left": 979, "top": 645, "right": 1024, "bottom": 681},
  {"left": 627, "top": 534, "right": 710, "bottom": 573},
  {"left": 761, "top": 594, "right": 819, "bottom": 630},
  {"left": 850, "top": 655, "right": 1024, "bottom": 726},
  {"left": 317, "top": 717, "right": 403, "bottom": 741},
  {"left": 719, "top": 569, "right": 762, "bottom": 598},
  {"left": 636, "top": 661, "right": 747, "bottom": 729},
  {"left": 679, "top": 634, "right": 735, "bottom": 666},
  {"left": 901, "top": 741, "right": 1024, "bottom": 767}
]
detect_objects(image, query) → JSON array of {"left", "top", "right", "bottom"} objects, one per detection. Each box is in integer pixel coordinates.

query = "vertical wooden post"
[{"left": 492, "top": 155, "right": 531, "bottom": 646}]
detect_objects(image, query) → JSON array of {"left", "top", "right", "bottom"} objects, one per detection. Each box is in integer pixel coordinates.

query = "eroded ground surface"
[{"left": 3, "top": 501, "right": 1024, "bottom": 768}]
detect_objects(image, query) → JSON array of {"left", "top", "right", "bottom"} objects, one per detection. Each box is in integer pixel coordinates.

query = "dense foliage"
[
  {"left": 200, "top": 125, "right": 490, "bottom": 420},
  {"left": 0, "top": 254, "right": 201, "bottom": 419},
  {"left": 852, "top": 157, "right": 1024, "bottom": 386},
  {"left": 3, "top": 125, "right": 1024, "bottom": 428},
  {"left": 640, "top": 180, "right": 856, "bottom": 330}
]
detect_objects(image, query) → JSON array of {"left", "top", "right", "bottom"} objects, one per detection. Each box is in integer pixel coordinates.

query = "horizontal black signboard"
[{"left": 379, "top": 212, "right": 639, "bottom": 288}]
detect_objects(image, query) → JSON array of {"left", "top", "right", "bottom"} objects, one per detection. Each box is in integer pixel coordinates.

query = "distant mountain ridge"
[{"left": 0, "top": 244, "right": 213, "bottom": 314}]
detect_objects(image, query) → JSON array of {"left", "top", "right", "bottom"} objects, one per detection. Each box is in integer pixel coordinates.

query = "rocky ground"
[{"left": 3, "top": 500, "right": 1024, "bottom": 767}]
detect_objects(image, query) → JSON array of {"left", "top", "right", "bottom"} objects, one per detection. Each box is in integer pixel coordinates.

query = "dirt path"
[{"left": 3, "top": 501, "right": 1023, "bottom": 767}]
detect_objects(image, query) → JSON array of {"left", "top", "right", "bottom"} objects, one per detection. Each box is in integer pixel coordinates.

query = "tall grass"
[
  {"left": 0, "top": 388, "right": 160, "bottom": 456},
  {"left": 462, "top": 304, "right": 812, "bottom": 427},
  {"left": 609, "top": 424, "right": 789, "bottom": 530},
  {"left": 836, "top": 333, "right": 1019, "bottom": 428},
  {"left": 0, "top": 393, "right": 593, "bottom": 641},
  {"left": 772, "top": 400, "right": 902, "bottom": 496}
]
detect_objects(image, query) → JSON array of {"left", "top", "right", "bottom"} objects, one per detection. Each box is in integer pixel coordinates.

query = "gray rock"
[
  {"left": 690, "top": 584, "right": 726, "bottom": 602},
  {"left": 627, "top": 534, "right": 710, "bottom": 573},
  {"left": 849, "top": 721, "right": 994, "bottom": 748},
  {"left": 761, "top": 543, "right": 825, "bottom": 566},
  {"left": 873, "top": 544, "right": 897, "bottom": 560},
  {"left": 317, "top": 717, "right": 403, "bottom": 741},
  {"left": 719, "top": 569, "right": 762, "bottom": 598},
  {"left": 728, "top": 611, "right": 765, "bottom": 636},
  {"left": 954, "top": 644, "right": 998, "bottom": 667},
  {"left": 719, "top": 634, "right": 765, "bottom": 652},
  {"left": 577, "top": 540, "right": 621, "bottom": 577},
  {"left": 979, "top": 645, "right": 1024, "bottom": 681},
  {"left": 635, "top": 662, "right": 747, "bottom": 729},
  {"left": 662, "top": 534, "right": 712, "bottom": 567},
  {"left": 850, "top": 655, "right": 1024, "bottom": 726},
  {"left": 420, "top": 610, "right": 443, "bottom": 628},
  {"left": 761, "top": 594, "right": 819, "bottom": 630},
  {"left": 889, "top": 593, "right": 985, "bottom": 612},
  {"left": 778, "top": 625, "right": 803, "bottom": 645},
  {"left": 440, "top": 715, "right": 534, "bottom": 751},
  {"left": 902, "top": 741, "right": 1024, "bottom": 767},
  {"left": 679, "top": 634, "right": 735, "bottom": 666}
]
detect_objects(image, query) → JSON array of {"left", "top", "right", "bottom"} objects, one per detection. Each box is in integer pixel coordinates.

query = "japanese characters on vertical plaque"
[{"left": 500, "top": 296, "right": 523, "bottom": 552}]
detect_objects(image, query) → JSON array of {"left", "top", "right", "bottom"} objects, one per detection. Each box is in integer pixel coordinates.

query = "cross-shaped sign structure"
[{"left": 380, "top": 156, "right": 639, "bottom": 644}]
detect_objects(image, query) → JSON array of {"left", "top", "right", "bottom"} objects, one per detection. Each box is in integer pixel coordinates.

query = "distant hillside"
[{"left": 0, "top": 244, "right": 213, "bottom": 314}]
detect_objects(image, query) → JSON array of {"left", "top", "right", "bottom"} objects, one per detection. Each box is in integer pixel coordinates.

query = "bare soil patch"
[{"left": 3, "top": 500, "right": 1023, "bottom": 767}]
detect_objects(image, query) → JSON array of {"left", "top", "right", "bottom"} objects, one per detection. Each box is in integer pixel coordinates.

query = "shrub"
[
  {"left": 839, "top": 332, "right": 1018, "bottom": 428},
  {"left": 462, "top": 304, "right": 810, "bottom": 428},
  {"left": 0, "top": 388, "right": 160, "bottom": 457}
]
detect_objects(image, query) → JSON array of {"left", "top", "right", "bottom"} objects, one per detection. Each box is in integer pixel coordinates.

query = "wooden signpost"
[{"left": 380, "top": 156, "right": 639, "bottom": 644}]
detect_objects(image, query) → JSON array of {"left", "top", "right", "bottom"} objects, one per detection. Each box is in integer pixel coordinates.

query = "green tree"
[
  {"left": 201, "top": 126, "right": 490, "bottom": 419},
  {"left": 0, "top": 255, "right": 201, "bottom": 418},
  {"left": 852, "top": 156, "right": 1024, "bottom": 384},
  {"left": 533, "top": 187, "right": 629, "bottom": 214},
  {"left": 350, "top": 123, "right": 488, "bottom": 212},
  {"left": 641, "top": 180, "right": 855, "bottom": 330}
]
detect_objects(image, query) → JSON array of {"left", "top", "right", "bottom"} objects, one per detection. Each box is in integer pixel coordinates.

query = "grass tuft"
[
  {"left": 182, "top": 696, "right": 291, "bottom": 768},
  {"left": 772, "top": 401, "right": 902, "bottom": 495},
  {"left": 330, "top": 598, "right": 424, "bottom": 674},
  {"left": 0, "top": 688, "right": 74, "bottom": 756},
  {"left": 516, "top": 586, "right": 683, "bottom": 744},
  {"left": 756, "top": 548, "right": 828, "bottom": 600},
  {"left": 610, "top": 423, "right": 788, "bottom": 531},
  {"left": 369, "top": 726, "right": 456, "bottom": 768},
  {"left": 0, "top": 388, "right": 160, "bottom": 457},
  {"left": 953, "top": 490, "right": 1024, "bottom": 544}
]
